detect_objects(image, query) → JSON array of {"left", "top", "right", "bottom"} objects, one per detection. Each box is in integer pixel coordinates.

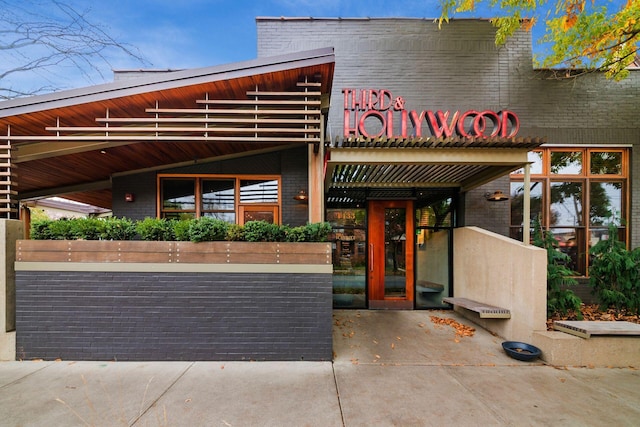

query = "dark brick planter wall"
[{"left": 16, "top": 271, "right": 332, "bottom": 361}]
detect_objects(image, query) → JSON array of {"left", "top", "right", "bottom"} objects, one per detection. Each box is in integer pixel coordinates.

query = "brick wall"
[
  {"left": 257, "top": 18, "right": 640, "bottom": 247},
  {"left": 112, "top": 146, "right": 309, "bottom": 226},
  {"left": 16, "top": 270, "right": 332, "bottom": 361}
]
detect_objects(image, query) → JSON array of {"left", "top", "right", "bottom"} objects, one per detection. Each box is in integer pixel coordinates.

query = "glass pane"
[
  {"left": 416, "top": 198, "right": 452, "bottom": 229},
  {"left": 551, "top": 151, "right": 582, "bottom": 175},
  {"left": 162, "top": 212, "right": 196, "bottom": 220},
  {"left": 243, "top": 209, "right": 274, "bottom": 223},
  {"left": 202, "top": 212, "right": 235, "bottom": 222},
  {"left": 330, "top": 209, "right": 366, "bottom": 309},
  {"left": 327, "top": 208, "right": 366, "bottom": 228},
  {"left": 550, "top": 181, "right": 583, "bottom": 226},
  {"left": 511, "top": 151, "right": 543, "bottom": 175},
  {"left": 240, "top": 179, "right": 278, "bottom": 203},
  {"left": 202, "top": 179, "right": 235, "bottom": 211},
  {"left": 510, "top": 181, "right": 543, "bottom": 226},
  {"left": 415, "top": 229, "right": 449, "bottom": 308},
  {"left": 589, "top": 182, "right": 623, "bottom": 226},
  {"left": 550, "top": 227, "right": 586, "bottom": 275},
  {"left": 162, "top": 179, "right": 195, "bottom": 210},
  {"left": 589, "top": 227, "right": 626, "bottom": 250},
  {"left": 590, "top": 152, "right": 622, "bottom": 175},
  {"left": 385, "top": 208, "right": 406, "bottom": 298}
]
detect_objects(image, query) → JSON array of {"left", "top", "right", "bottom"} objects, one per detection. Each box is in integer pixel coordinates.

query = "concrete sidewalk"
[{"left": 1, "top": 310, "right": 639, "bottom": 426}]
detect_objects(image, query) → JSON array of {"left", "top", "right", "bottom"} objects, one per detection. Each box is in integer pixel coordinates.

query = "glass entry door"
[{"left": 368, "top": 200, "right": 414, "bottom": 309}]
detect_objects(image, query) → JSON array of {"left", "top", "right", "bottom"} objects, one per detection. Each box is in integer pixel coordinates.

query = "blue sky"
[
  {"left": 4, "top": 0, "right": 550, "bottom": 95},
  {"left": 84, "top": 0, "right": 456, "bottom": 69}
]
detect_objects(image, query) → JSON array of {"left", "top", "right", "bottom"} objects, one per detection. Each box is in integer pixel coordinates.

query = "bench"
[
  {"left": 442, "top": 297, "right": 511, "bottom": 319},
  {"left": 553, "top": 320, "right": 640, "bottom": 339}
]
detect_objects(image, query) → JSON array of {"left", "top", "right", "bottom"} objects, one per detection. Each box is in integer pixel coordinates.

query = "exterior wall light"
[
  {"left": 485, "top": 190, "right": 509, "bottom": 202},
  {"left": 293, "top": 189, "right": 308, "bottom": 203},
  {"left": 125, "top": 193, "right": 135, "bottom": 202}
]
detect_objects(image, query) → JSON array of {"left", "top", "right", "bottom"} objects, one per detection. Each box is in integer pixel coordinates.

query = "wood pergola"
[{"left": 0, "top": 48, "right": 335, "bottom": 219}]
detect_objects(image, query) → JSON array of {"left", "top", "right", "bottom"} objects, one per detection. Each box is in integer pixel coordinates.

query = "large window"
[
  {"left": 510, "top": 148, "right": 628, "bottom": 276},
  {"left": 159, "top": 175, "right": 281, "bottom": 224}
]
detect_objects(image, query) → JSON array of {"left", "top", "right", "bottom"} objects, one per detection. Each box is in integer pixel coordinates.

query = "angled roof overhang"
[
  {"left": 325, "top": 135, "right": 545, "bottom": 204},
  {"left": 0, "top": 48, "right": 335, "bottom": 209}
]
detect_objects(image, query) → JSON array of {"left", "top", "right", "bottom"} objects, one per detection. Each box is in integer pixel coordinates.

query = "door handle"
[{"left": 369, "top": 243, "right": 374, "bottom": 272}]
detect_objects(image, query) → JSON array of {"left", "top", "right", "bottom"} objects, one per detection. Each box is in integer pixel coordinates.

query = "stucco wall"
[
  {"left": 453, "top": 226, "right": 547, "bottom": 343},
  {"left": 257, "top": 18, "right": 640, "bottom": 248},
  {"left": 16, "top": 270, "right": 332, "bottom": 361},
  {"left": 0, "top": 220, "right": 21, "bottom": 361}
]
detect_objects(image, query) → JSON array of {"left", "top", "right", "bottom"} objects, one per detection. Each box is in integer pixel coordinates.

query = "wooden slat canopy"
[
  {"left": 0, "top": 48, "right": 335, "bottom": 209},
  {"left": 325, "top": 135, "right": 545, "bottom": 193}
]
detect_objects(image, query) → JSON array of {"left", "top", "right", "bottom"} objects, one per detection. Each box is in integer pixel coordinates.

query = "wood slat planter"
[{"left": 16, "top": 240, "right": 332, "bottom": 265}]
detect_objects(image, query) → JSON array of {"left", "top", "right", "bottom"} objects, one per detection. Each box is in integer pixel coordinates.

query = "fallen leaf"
[{"left": 391, "top": 343, "right": 395, "bottom": 349}]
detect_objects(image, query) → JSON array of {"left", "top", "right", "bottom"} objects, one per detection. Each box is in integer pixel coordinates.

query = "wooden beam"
[
  {"left": 195, "top": 99, "right": 321, "bottom": 106},
  {"left": 96, "top": 117, "right": 320, "bottom": 124},
  {"left": 328, "top": 147, "right": 529, "bottom": 166},
  {"left": 45, "top": 126, "right": 320, "bottom": 134},
  {"left": 145, "top": 108, "right": 321, "bottom": 115},
  {"left": 18, "top": 179, "right": 111, "bottom": 200},
  {"left": 245, "top": 91, "right": 321, "bottom": 97}
]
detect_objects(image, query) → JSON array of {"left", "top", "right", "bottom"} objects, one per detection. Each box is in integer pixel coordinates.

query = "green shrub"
[
  {"left": 284, "top": 222, "right": 331, "bottom": 242},
  {"left": 284, "top": 225, "right": 306, "bottom": 242},
  {"left": 188, "top": 217, "right": 229, "bottom": 242},
  {"left": 136, "top": 217, "right": 174, "bottom": 241},
  {"left": 243, "top": 220, "right": 284, "bottom": 242},
  {"left": 69, "top": 217, "right": 105, "bottom": 240},
  {"left": 532, "top": 219, "right": 583, "bottom": 318},
  {"left": 102, "top": 217, "right": 136, "bottom": 240},
  {"left": 303, "top": 222, "right": 331, "bottom": 242},
  {"left": 47, "top": 218, "right": 75, "bottom": 240},
  {"left": 589, "top": 223, "right": 640, "bottom": 314},
  {"left": 172, "top": 219, "right": 192, "bottom": 241},
  {"left": 30, "top": 219, "right": 55, "bottom": 240},
  {"left": 226, "top": 223, "right": 245, "bottom": 241},
  {"left": 28, "top": 216, "right": 332, "bottom": 244}
]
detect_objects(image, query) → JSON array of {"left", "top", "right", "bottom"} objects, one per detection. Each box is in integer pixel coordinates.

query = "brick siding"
[
  {"left": 257, "top": 18, "right": 640, "bottom": 247},
  {"left": 16, "top": 270, "right": 332, "bottom": 361},
  {"left": 112, "top": 146, "right": 309, "bottom": 226}
]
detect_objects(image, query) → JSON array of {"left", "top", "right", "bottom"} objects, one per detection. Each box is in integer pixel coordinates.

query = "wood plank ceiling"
[{"left": 0, "top": 49, "right": 335, "bottom": 210}]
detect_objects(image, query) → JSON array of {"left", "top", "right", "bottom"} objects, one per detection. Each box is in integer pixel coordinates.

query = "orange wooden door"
[{"left": 368, "top": 200, "right": 414, "bottom": 309}]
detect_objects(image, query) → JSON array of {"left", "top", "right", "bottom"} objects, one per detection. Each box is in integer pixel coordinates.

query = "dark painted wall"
[
  {"left": 112, "top": 146, "right": 309, "bottom": 227},
  {"left": 257, "top": 18, "right": 640, "bottom": 247},
  {"left": 16, "top": 270, "right": 332, "bottom": 361}
]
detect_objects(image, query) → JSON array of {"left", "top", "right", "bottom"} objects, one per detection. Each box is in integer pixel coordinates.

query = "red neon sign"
[{"left": 342, "top": 89, "right": 520, "bottom": 139}]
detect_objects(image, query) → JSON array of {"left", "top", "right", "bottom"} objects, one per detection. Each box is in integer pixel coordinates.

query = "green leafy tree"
[
  {"left": 589, "top": 223, "right": 640, "bottom": 313},
  {"left": 440, "top": 0, "right": 640, "bottom": 80}
]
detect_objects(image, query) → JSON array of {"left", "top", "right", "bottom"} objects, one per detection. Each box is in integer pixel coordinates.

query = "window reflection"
[
  {"left": 328, "top": 208, "right": 366, "bottom": 309},
  {"left": 550, "top": 182, "right": 583, "bottom": 226},
  {"left": 510, "top": 181, "right": 543, "bottom": 226},
  {"left": 589, "top": 182, "right": 622, "bottom": 226},
  {"left": 162, "top": 179, "right": 195, "bottom": 211},
  {"left": 590, "top": 152, "right": 622, "bottom": 175},
  {"left": 510, "top": 148, "right": 628, "bottom": 277},
  {"left": 240, "top": 179, "right": 278, "bottom": 203},
  {"left": 551, "top": 152, "right": 582, "bottom": 175},
  {"left": 202, "top": 180, "right": 235, "bottom": 211},
  {"left": 511, "top": 151, "right": 543, "bottom": 175}
]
